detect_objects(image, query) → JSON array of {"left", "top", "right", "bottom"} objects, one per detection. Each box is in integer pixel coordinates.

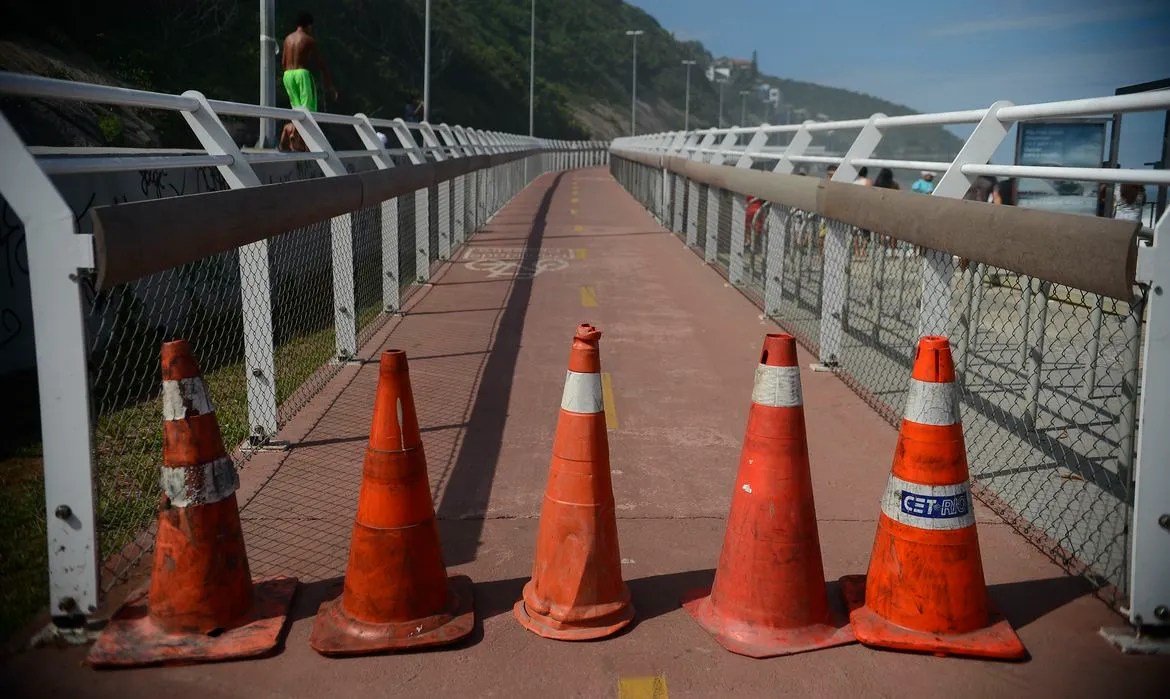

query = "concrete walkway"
[{"left": 3, "top": 167, "right": 1167, "bottom": 698}]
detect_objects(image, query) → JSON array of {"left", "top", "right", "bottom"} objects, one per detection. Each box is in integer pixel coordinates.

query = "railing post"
[
  {"left": 0, "top": 112, "right": 99, "bottom": 624},
  {"left": 390, "top": 119, "right": 431, "bottom": 283},
  {"left": 818, "top": 115, "right": 884, "bottom": 367},
  {"left": 727, "top": 127, "right": 767, "bottom": 286},
  {"left": 687, "top": 131, "right": 714, "bottom": 249},
  {"left": 1128, "top": 215, "right": 1170, "bottom": 633},
  {"left": 419, "top": 122, "right": 451, "bottom": 262},
  {"left": 355, "top": 114, "right": 399, "bottom": 314},
  {"left": 291, "top": 107, "right": 357, "bottom": 360},
  {"left": 181, "top": 91, "right": 277, "bottom": 440},
  {"left": 925, "top": 100, "right": 1013, "bottom": 342}
]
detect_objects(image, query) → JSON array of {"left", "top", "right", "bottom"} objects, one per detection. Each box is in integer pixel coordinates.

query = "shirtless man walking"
[{"left": 279, "top": 11, "right": 338, "bottom": 151}]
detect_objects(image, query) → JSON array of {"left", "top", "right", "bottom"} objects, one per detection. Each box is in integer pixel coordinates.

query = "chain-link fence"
[
  {"left": 612, "top": 155, "right": 1142, "bottom": 608},
  {"left": 77, "top": 153, "right": 570, "bottom": 593}
]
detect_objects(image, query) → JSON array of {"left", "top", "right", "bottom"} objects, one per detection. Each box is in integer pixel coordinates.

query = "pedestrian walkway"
[{"left": 3, "top": 168, "right": 1166, "bottom": 697}]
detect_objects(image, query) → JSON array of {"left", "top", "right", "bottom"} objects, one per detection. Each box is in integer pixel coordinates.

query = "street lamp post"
[
  {"left": 625, "top": 30, "right": 644, "bottom": 136},
  {"left": 717, "top": 79, "right": 726, "bottom": 128},
  {"left": 739, "top": 89, "right": 750, "bottom": 126},
  {"left": 681, "top": 60, "right": 696, "bottom": 132},
  {"left": 529, "top": 1, "right": 536, "bottom": 137},
  {"left": 423, "top": 0, "right": 432, "bottom": 122}
]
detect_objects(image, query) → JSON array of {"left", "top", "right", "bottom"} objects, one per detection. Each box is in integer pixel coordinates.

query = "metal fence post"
[
  {"left": 818, "top": 115, "right": 884, "bottom": 366},
  {"left": 923, "top": 100, "right": 1013, "bottom": 339},
  {"left": 356, "top": 114, "right": 399, "bottom": 313},
  {"left": 390, "top": 119, "right": 431, "bottom": 283},
  {"left": 292, "top": 107, "right": 356, "bottom": 359},
  {"left": 704, "top": 132, "right": 733, "bottom": 265},
  {"left": 0, "top": 113, "right": 99, "bottom": 622},
  {"left": 419, "top": 123, "right": 451, "bottom": 261},
  {"left": 1128, "top": 216, "right": 1170, "bottom": 632},
  {"left": 689, "top": 131, "right": 716, "bottom": 249},
  {"left": 181, "top": 92, "right": 277, "bottom": 440}
]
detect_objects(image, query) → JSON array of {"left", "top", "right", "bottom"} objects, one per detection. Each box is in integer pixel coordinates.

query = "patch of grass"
[{"left": 0, "top": 319, "right": 343, "bottom": 641}]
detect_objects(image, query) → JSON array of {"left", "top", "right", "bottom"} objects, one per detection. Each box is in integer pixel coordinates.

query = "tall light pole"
[
  {"left": 423, "top": 0, "right": 432, "bottom": 122},
  {"left": 256, "top": 0, "right": 276, "bottom": 148},
  {"left": 717, "top": 79, "right": 726, "bottom": 128},
  {"left": 739, "top": 90, "right": 750, "bottom": 126},
  {"left": 681, "top": 60, "right": 696, "bottom": 131},
  {"left": 529, "top": 0, "right": 536, "bottom": 137},
  {"left": 625, "top": 30, "right": 644, "bottom": 136}
]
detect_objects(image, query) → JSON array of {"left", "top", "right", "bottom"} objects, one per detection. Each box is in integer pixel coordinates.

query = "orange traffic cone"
[
  {"left": 514, "top": 323, "right": 634, "bottom": 640},
  {"left": 840, "top": 336, "right": 1026, "bottom": 660},
  {"left": 87, "top": 340, "right": 297, "bottom": 668},
  {"left": 683, "top": 333, "right": 854, "bottom": 657},
  {"left": 310, "top": 349, "right": 473, "bottom": 656}
]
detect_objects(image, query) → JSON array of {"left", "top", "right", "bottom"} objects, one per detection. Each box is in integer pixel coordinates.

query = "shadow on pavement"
[
  {"left": 435, "top": 173, "right": 565, "bottom": 564},
  {"left": 990, "top": 574, "right": 1095, "bottom": 629}
]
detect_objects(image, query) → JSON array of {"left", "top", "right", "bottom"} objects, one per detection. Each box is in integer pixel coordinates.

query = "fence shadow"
[{"left": 435, "top": 172, "right": 564, "bottom": 564}]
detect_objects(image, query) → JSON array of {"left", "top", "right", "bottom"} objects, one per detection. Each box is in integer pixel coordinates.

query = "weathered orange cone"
[
  {"left": 514, "top": 323, "right": 634, "bottom": 640},
  {"left": 683, "top": 333, "right": 854, "bottom": 658},
  {"left": 310, "top": 349, "right": 473, "bottom": 656},
  {"left": 840, "top": 336, "right": 1026, "bottom": 660},
  {"left": 87, "top": 340, "right": 297, "bottom": 668}
]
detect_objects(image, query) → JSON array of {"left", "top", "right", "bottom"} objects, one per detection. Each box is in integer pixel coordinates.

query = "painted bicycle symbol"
[{"left": 463, "top": 258, "right": 569, "bottom": 279}]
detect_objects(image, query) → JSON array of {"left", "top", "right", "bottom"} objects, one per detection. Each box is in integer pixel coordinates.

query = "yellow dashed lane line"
[
  {"left": 618, "top": 676, "right": 667, "bottom": 699},
  {"left": 580, "top": 285, "right": 598, "bottom": 308},
  {"left": 601, "top": 372, "right": 618, "bottom": 430},
  {"left": 575, "top": 248, "right": 588, "bottom": 259}
]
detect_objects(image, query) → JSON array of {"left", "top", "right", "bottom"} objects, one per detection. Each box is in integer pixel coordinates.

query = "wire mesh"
[
  {"left": 87, "top": 250, "right": 247, "bottom": 588},
  {"left": 610, "top": 155, "right": 1141, "bottom": 608}
]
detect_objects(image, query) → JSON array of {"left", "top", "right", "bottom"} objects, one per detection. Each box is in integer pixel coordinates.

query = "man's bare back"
[
  {"left": 281, "top": 15, "right": 336, "bottom": 99},
  {"left": 282, "top": 29, "right": 316, "bottom": 73}
]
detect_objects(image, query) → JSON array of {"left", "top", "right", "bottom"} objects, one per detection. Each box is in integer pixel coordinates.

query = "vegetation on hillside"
[{"left": 1, "top": 0, "right": 961, "bottom": 156}]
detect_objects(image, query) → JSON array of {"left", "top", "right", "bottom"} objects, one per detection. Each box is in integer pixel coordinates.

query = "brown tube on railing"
[
  {"left": 358, "top": 163, "right": 435, "bottom": 205},
  {"left": 816, "top": 181, "right": 1139, "bottom": 301},
  {"left": 93, "top": 174, "right": 364, "bottom": 291},
  {"left": 92, "top": 149, "right": 540, "bottom": 291},
  {"left": 613, "top": 147, "right": 1139, "bottom": 301}
]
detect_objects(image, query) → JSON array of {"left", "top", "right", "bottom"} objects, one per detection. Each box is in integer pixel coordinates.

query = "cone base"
[
  {"left": 513, "top": 594, "right": 634, "bottom": 641},
  {"left": 840, "top": 575, "right": 1027, "bottom": 661},
  {"left": 309, "top": 574, "right": 474, "bottom": 656},
  {"left": 681, "top": 585, "right": 855, "bottom": 658},
  {"left": 86, "top": 576, "right": 298, "bottom": 668}
]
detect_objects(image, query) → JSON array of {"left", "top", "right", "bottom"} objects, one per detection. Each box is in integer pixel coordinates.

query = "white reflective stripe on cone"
[
  {"left": 751, "top": 364, "right": 803, "bottom": 407},
  {"left": 880, "top": 474, "right": 975, "bottom": 530},
  {"left": 160, "top": 456, "right": 239, "bottom": 508},
  {"left": 161, "top": 377, "right": 215, "bottom": 421},
  {"left": 561, "top": 370, "right": 603, "bottom": 413},
  {"left": 903, "top": 378, "right": 959, "bottom": 426}
]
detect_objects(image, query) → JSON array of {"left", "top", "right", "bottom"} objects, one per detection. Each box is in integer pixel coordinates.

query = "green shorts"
[{"left": 282, "top": 68, "right": 317, "bottom": 111}]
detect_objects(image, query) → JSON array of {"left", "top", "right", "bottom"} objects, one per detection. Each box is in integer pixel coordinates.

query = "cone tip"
[
  {"left": 568, "top": 323, "right": 602, "bottom": 373},
  {"left": 911, "top": 335, "right": 956, "bottom": 383},
  {"left": 380, "top": 349, "right": 409, "bottom": 373},
  {"left": 759, "top": 333, "right": 798, "bottom": 367},
  {"left": 160, "top": 339, "right": 200, "bottom": 380},
  {"left": 575, "top": 323, "right": 602, "bottom": 342}
]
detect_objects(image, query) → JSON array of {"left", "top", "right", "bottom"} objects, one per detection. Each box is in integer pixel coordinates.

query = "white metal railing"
[
  {"left": 0, "top": 70, "right": 605, "bottom": 626},
  {"left": 612, "top": 90, "right": 1169, "bottom": 634}
]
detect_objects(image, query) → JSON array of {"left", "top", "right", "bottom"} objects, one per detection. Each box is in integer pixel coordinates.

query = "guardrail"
[
  {"left": 0, "top": 70, "right": 606, "bottom": 630},
  {"left": 610, "top": 91, "right": 1169, "bottom": 635}
]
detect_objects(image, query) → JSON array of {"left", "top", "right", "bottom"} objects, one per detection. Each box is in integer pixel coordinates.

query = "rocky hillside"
[{"left": 0, "top": 0, "right": 962, "bottom": 158}]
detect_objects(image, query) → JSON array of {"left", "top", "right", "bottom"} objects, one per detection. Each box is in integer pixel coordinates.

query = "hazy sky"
[{"left": 630, "top": 0, "right": 1170, "bottom": 167}]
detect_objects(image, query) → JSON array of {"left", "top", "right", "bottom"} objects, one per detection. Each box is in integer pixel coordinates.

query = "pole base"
[
  {"left": 682, "top": 586, "right": 855, "bottom": 658},
  {"left": 309, "top": 574, "right": 474, "bottom": 656},
  {"left": 86, "top": 576, "right": 298, "bottom": 668},
  {"left": 840, "top": 575, "right": 1027, "bottom": 661}
]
